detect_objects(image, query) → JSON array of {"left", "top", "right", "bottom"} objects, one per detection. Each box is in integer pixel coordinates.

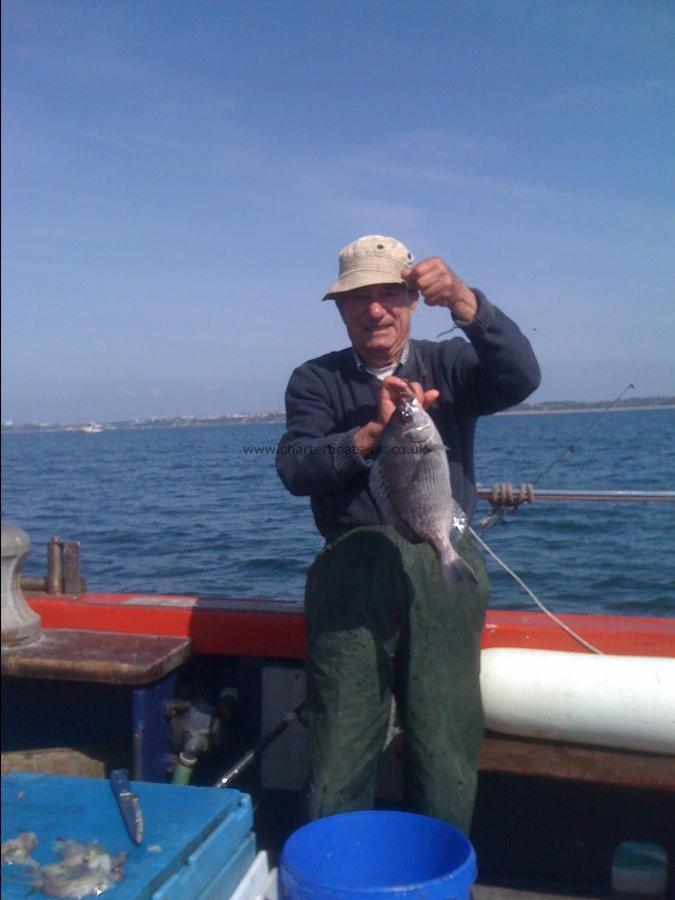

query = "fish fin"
[
  {"left": 451, "top": 498, "right": 465, "bottom": 519},
  {"left": 441, "top": 553, "right": 478, "bottom": 595}
]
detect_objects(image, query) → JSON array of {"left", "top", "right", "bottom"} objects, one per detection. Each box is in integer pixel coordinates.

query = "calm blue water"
[{"left": 2, "top": 409, "right": 674, "bottom": 617}]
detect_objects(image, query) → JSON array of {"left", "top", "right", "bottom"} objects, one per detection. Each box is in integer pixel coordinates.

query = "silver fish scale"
[{"left": 371, "top": 410, "right": 455, "bottom": 559}]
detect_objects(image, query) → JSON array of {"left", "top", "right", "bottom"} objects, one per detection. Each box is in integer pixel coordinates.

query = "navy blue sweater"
[{"left": 276, "top": 292, "right": 540, "bottom": 536}]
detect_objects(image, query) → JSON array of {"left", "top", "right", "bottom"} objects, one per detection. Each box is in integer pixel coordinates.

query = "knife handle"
[
  {"left": 110, "top": 768, "right": 144, "bottom": 844},
  {"left": 110, "top": 768, "right": 133, "bottom": 793}
]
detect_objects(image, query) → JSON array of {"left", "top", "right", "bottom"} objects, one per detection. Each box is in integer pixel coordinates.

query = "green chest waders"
[{"left": 303, "top": 525, "right": 489, "bottom": 834}]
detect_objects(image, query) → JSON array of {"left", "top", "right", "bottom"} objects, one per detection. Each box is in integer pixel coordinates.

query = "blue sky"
[{"left": 2, "top": 0, "right": 674, "bottom": 423}]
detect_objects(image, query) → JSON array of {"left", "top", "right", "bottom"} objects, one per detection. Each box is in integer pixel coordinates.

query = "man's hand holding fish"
[{"left": 354, "top": 376, "right": 439, "bottom": 458}]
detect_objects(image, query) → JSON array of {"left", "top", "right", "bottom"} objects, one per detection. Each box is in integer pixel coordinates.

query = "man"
[{"left": 276, "top": 235, "right": 540, "bottom": 833}]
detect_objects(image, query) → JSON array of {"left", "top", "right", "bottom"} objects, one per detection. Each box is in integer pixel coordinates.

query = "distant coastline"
[
  {"left": 2, "top": 396, "right": 674, "bottom": 434},
  {"left": 500, "top": 400, "right": 675, "bottom": 417}
]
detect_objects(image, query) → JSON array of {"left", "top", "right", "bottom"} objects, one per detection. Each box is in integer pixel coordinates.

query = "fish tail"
[{"left": 440, "top": 547, "right": 478, "bottom": 595}]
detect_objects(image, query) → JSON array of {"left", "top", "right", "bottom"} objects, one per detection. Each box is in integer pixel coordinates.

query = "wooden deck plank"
[
  {"left": 1, "top": 629, "right": 192, "bottom": 684},
  {"left": 478, "top": 732, "right": 675, "bottom": 791},
  {"left": 473, "top": 887, "right": 600, "bottom": 899}
]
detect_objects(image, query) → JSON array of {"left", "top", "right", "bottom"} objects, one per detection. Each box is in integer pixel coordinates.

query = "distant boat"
[{"left": 81, "top": 422, "right": 103, "bottom": 433}]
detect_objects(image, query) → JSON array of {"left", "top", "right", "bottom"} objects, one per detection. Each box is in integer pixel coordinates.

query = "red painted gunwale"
[{"left": 26, "top": 592, "right": 675, "bottom": 660}]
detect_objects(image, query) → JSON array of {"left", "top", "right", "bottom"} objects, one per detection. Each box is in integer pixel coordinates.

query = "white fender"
[{"left": 479, "top": 648, "right": 675, "bottom": 754}]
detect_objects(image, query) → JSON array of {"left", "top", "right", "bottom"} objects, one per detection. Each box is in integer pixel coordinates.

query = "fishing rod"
[
  {"left": 533, "top": 382, "right": 635, "bottom": 483},
  {"left": 476, "top": 482, "right": 674, "bottom": 533},
  {"left": 213, "top": 700, "right": 306, "bottom": 789},
  {"left": 478, "top": 383, "right": 641, "bottom": 532},
  {"left": 478, "top": 486, "right": 675, "bottom": 505}
]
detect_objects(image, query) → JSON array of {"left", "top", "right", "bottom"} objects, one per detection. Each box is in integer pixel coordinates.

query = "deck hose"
[{"left": 172, "top": 755, "right": 196, "bottom": 785}]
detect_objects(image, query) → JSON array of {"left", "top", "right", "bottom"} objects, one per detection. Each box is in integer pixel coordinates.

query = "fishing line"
[
  {"left": 436, "top": 325, "right": 459, "bottom": 337},
  {"left": 533, "top": 382, "right": 635, "bottom": 483},
  {"left": 469, "top": 526, "right": 603, "bottom": 654},
  {"left": 478, "top": 382, "right": 636, "bottom": 534},
  {"left": 470, "top": 382, "right": 637, "bottom": 650}
]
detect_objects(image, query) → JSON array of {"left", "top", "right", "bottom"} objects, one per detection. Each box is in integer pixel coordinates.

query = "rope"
[
  {"left": 469, "top": 526, "right": 603, "bottom": 655},
  {"left": 479, "top": 482, "right": 534, "bottom": 532}
]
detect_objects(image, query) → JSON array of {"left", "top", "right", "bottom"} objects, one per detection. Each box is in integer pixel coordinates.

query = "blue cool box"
[{"left": 1, "top": 773, "right": 255, "bottom": 899}]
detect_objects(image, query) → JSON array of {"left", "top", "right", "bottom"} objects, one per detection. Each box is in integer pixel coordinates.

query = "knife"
[{"left": 109, "top": 768, "right": 144, "bottom": 844}]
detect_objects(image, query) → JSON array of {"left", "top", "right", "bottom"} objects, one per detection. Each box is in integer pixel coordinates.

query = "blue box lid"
[{"left": 1, "top": 773, "right": 253, "bottom": 899}]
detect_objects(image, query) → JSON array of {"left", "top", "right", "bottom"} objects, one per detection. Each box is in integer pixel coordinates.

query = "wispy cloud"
[
  {"left": 547, "top": 78, "right": 671, "bottom": 107},
  {"left": 332, "top": 199, "right": 425, "bottom": 233},
  {"left": 333, "top": 149, "right": 675, "bottom": 224},
  {"left": 344, "top": 159, "right": 563, "bottom": 203},
  {"left": 367, "top": 129, "right": 493, "bottom": 162},
  {"left": 62, "top": 126, "right": 216, "bottom": 154}
]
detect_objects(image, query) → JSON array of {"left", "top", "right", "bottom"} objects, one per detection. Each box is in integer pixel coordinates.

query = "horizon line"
[{"left": 3, "top": 395, "right": 674, "bottom": 431}]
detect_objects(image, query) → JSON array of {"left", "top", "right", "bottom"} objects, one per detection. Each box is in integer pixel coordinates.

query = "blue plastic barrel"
[{"left": 280, "top": 810, "right": 476, "bottom": 899}]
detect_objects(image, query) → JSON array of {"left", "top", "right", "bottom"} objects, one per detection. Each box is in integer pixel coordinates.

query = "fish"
[
  {"left": 36, "top": 840, "right": 127, "bottom": 899},
  {"left": 1, "top": 831, "right": 38, "bottom": 866},
  {"left": 370, "top": 394, "right": 477, "bottom": 592},
  {"left": 1, "top": 835, "right": 126, "bottom": 899}
]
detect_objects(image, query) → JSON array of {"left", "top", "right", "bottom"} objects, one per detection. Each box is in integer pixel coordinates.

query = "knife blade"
[{"left": 109, "top": 768, "right": 143, "bottom": 845}]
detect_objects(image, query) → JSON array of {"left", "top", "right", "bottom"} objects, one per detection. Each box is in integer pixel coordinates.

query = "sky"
[{"left": 2, "top": 0, "right": 674, "bottom": 424}]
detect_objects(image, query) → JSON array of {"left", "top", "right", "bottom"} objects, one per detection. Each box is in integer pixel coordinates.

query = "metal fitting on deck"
[
  {"left": 489, "top": 482, "right": 535, "bottom": 510},
  {"left": 1, "top": 522, "right": 42, "bottom": 646},
  {"left": 19, "top": 536, "right": 86, "bottom": 595}
]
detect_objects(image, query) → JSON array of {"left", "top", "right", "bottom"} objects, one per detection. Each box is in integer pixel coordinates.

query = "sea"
[{"left": 2, "top": 408, "right": 674, "bottom": 618}]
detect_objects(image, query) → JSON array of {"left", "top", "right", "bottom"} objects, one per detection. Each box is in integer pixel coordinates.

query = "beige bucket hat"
[{"left": 322, "top": 235, "right": 415, "bottom": 300}]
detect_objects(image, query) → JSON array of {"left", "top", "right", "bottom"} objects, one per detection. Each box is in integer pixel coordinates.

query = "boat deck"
[{"left": 3, "top": 595, "right": 672, "bottom": 897}]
